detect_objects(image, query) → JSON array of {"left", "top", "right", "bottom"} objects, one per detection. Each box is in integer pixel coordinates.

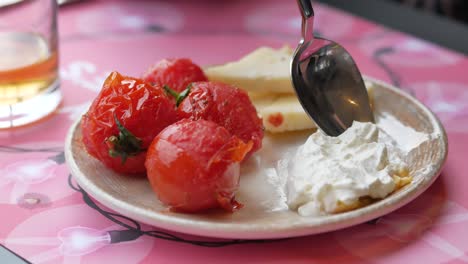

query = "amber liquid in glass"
[{"left": 0, "top": 31, "right": 58, "bottom": 105}]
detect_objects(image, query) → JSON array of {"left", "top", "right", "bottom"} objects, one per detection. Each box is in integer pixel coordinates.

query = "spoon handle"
[
  {"left": 297, "top": 0, "right": 314, "bottom": 18},
  {"left": 296, "top": 0, "right": 315, "bottom": 43}
]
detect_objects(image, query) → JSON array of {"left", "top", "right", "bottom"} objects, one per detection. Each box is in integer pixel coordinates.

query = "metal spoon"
[{"left": 291, "top": 0, "right": 374, "bottom": 136}]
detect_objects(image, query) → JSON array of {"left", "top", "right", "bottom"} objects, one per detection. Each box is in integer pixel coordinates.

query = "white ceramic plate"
[{"left": 65, "top": 78, "right": 448, "bottom": 239}]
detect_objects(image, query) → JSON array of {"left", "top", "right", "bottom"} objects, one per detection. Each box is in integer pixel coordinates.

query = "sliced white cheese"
[
  {"left": 205, "top": 46, "right": 295, "bottom": 94},
  {"left": 205, "top": 45, "right": 376, "bottom": 133},
  {"left": 251, "top": 94, "right": 316, "bottom": 133},
  {"left": 250, "top": 82, "right": 375, "bottom": 133}
]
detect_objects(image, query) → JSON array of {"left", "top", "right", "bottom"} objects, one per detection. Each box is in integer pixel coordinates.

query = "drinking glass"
[{"left": 0, "top": 0, "right": 61, "bottom": 129}]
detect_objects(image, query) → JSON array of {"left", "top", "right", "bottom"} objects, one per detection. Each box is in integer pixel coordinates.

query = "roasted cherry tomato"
[
  {"left": 177, "top": 82, "right": 264, "bottom": 158},
  {"left": 81, "top": 71, "right": 178, "bottom": 174},
  {"left": 145, "top": 119, "right": 252, "bottom": 213},
  {"left": 142, "top": 58, "right": 207, "bottom": 92}
]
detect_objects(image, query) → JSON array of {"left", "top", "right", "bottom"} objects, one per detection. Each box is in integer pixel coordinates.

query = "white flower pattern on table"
[
  {"left": 59, "top": 61, "right": 109, "bottom": 121},
  {"left": 335, "top": 192, "right": 468, "bottom": 263},
  {"left": 360, "top": 30, "right": 461, "bottom": 68},
  {"left": 411, "top": 82, "right": 468, "bottom": 132},
  {"left": 60, "top": 102, "right": 91, "bottom": 122},
  {"left": 60, "top": 61, "right": 110, "bottom": 93},
  {"left": 0, "top": 142, "right": 72, "bottom": 208},
  {"left": 2, "top": 204, "right": 154, "bottom": 264},
  {"left": 75, "top": 2, "right": 183, "bottom": 34},
  {"left": 3, "top": 159, "right": 58, "bottom": 204}
]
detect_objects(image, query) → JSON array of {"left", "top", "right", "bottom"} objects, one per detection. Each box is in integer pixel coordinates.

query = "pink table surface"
[{"left": 1, "top": 0, "right": 468, "bottom": 263}]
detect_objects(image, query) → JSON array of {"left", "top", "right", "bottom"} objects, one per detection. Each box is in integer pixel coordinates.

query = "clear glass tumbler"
[{"left": 0, "top": 0, "right": 61, "bottom": 129}]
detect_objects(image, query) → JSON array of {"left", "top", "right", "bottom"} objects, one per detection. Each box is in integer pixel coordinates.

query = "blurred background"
[
  {"left": 390, "top": 0, "right": 468, "bottom": 24},
  {"left": 319, "top": 0, "right": 468, "bottom": 54}
]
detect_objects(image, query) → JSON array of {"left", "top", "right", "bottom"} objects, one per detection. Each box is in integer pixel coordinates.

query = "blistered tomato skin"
[
  {"left": 145, "top": 119, "right": 252, "bottom": 213},
  {"left": 81, "top": 71, "right": 178, "bottom": 175},
  {"left": 142, "top": 58, "right": 208, "bottom": 92},
  {"left": 178, "top": 82, "right": 264, "bottom": 159}
]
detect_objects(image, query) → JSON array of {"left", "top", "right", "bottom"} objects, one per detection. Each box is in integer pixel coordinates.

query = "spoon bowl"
[{"left": 291, "top": 0, "right": 374, "bottom": 136}]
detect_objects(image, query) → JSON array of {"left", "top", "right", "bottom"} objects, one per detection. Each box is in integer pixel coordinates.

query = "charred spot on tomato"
[{"left": 268, "top": 113, "right": 284, "bottom": 127}]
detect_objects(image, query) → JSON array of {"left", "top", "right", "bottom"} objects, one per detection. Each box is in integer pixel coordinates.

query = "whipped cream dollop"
[{"left": 280, "top": 121, "right": 408, "bottom": 216}]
